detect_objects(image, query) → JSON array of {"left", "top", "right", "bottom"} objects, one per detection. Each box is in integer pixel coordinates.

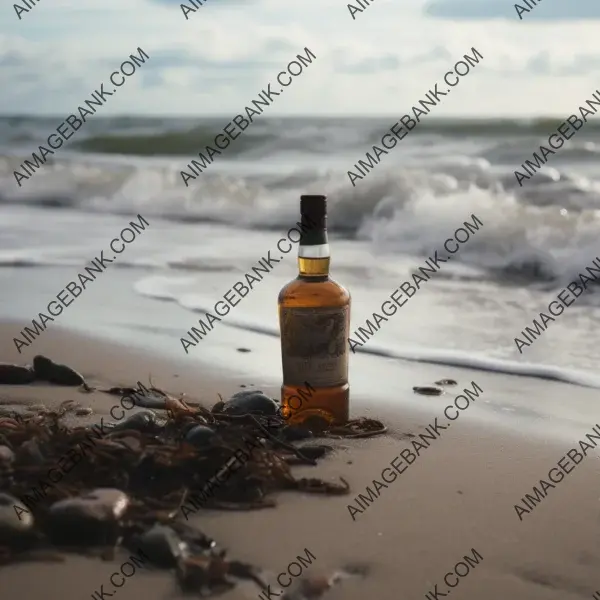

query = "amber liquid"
[{"left": 278, "top": 253, "right": 351, "bottom": 426}]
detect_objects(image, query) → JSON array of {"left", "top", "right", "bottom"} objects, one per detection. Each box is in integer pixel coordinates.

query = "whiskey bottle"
[{"left": 278, "top": 194, "right": 351, "bottom": 425}]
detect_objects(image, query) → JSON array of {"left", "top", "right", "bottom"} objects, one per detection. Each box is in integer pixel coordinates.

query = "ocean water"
[{"left": 2, "top": 115, "right": 600, "bottom": 394}]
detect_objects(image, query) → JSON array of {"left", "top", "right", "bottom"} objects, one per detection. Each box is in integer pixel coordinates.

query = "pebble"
[
  {"left": 48, "top": 488, "right": 129, "bottom": 545},
  {"left": 184, "top": 425, "right": 217, "bottom": 448},
  {"left": 435, "top": 379, "right": 457, "bottom": 386},
  {"left": 0, "top": 492, "right": 34, "bottom": 545},
  {"left": 32, "top": 355, "right": 86, "bottom": 386},
  {"left": 280, "top": 425, "right": 314, "bottom": 442},
  {"left": 50, "top": 488, "right": 129, "bottom": 522},
  {"left": 221, "top": 390, "right": 279, "bottom": 416},
  {"left": 135, "top": 524, "right": 188, "bottom": 568},
  {"left": 0, "top": 445, "right": 14, "bottom": 465},
  {"left": 413, "top": 386, "right": 444, "bottom": 396},
  {"left": 0, "top": 363, "right": 36, "bottom": 385}
]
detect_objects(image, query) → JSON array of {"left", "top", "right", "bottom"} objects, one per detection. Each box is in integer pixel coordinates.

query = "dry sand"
[{"left": 1, "top": 322, "right": 600, "bottom": 600}]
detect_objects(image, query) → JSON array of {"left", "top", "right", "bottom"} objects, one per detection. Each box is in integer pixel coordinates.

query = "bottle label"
[{"left": 280, "top": 306, "right": 349, "bottom": 387}]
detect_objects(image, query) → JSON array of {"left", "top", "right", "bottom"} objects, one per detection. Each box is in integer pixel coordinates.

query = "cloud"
[
  {"left": 335, "top": 55, "right": 400, "bottom": 74},
  {"left": 333, "top": 46, "right": 454, "bottom": 74},
  {"left": 1, "top": 0, "right": 600, "bottom": 117},
  {"left": 424, "top": 0, "right": 600, "bottom": 20}
]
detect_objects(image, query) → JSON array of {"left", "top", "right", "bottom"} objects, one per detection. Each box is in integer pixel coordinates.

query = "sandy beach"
[{"left": 2, "top": 322, "right": 600, "bottom": 600}]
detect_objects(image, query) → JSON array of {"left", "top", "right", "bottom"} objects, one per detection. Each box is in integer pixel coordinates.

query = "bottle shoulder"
[{"left": 278, "top": 276, "right": 350, "bottom": 307}]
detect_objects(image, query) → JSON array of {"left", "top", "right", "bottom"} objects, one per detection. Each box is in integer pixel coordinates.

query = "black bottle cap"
[
  {"left": 299, "top": 195, "right": 327, "bottom": 238},
  {"left": 300, "top": 195, "right": 327, "bottom": 216}
]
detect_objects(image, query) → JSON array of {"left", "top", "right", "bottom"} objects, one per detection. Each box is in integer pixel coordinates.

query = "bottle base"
[{"left": 280, "top": 383, "right": 349, "bottom": 426}]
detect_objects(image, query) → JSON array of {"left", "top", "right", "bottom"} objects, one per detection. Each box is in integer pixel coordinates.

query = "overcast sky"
[{"left": 1, "top": 0, "right": 599, "bottom": 117}]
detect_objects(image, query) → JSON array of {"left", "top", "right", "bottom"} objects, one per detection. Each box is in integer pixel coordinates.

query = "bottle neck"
[
  {"left": 298, "top": 211, "right": 329, "bottom": 277},
  {"left": 298, "top": 234, "right": 330, "bottom": 277}
]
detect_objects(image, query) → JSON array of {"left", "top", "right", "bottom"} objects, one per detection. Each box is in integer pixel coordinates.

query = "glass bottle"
[{"left": 278, "top": 194, "right": 351, "bottom": 425}]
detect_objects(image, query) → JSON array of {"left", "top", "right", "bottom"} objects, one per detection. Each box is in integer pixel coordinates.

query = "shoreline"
[{"left": 3, "top": 315, "right": 600, "bottom": 445}]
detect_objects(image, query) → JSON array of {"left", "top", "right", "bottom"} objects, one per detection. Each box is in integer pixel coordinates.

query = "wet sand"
[{"left": 1, "top": 322, "right": 600, "bottom": 600}]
